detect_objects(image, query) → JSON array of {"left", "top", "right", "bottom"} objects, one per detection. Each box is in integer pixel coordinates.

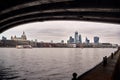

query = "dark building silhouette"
[
  {"left": 86, "top": 37, "right": 90, "bottom": 44},
  {"left": 94, "top": 36, "right": 99, "bottom": 44},
  {"left": 75, "top": 31, "right": 79, "bottom": 43},
  {"left": 69, "top": 36, "right": 74, "bottom": 43},
  {"left": 2, "top": 36, "right": 7, "bottom": 40},
  {"left": 79, "top": 34, "right": 82, "bottom": 43}
]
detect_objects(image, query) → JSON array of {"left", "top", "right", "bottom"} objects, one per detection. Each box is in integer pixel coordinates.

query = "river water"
[{"left": 0, "top": 48, "right": 117, "bottom": 80}]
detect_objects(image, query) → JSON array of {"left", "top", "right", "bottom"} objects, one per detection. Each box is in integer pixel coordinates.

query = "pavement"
[{"left": 77, "top": 49, "right": 120, "bottom": 80}]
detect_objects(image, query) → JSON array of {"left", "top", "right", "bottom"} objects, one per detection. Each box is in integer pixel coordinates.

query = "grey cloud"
[{"left": 36, "top": 28, "right": 67, "bottom": 36}]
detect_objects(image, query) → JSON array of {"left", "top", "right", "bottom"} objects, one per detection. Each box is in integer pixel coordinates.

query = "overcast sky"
[{"left": 0, "top": 21, "right": 120, "bottom": 44}]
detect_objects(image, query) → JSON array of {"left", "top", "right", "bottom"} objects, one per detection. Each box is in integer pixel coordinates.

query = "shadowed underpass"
[
  {"left": 0, "top": 0, "right": 120, "bottom": 33},
  {"left": 0, "top": 0, "right": 120, "bottom": 80}
]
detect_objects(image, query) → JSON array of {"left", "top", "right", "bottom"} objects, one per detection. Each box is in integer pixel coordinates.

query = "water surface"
[{"left": 0, "top": 48, "right": 117, "bottom": 80}]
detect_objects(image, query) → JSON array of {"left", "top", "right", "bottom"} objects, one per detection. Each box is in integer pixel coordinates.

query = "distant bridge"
[{"left": 0, "top": 0, "right": 120, "bottom": 33}]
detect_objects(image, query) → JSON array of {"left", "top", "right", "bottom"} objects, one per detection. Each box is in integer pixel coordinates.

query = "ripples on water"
[{"left": 0, "top": 48, "right": 117, "bottom": 80}]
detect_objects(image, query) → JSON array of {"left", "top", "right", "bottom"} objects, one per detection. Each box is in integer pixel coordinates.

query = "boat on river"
[{"left": 16, "top": 45, "right": 32, "bottom": 49}]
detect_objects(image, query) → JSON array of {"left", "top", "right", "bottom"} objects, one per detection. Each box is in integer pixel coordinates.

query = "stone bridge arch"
[{"left": 0, "top": 0, "right": 120, "bottom": 33}]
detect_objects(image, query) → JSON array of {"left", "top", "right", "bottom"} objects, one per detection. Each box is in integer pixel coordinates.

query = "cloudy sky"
[{"left": 0, "top": 21, "right": 120, "bottom": 44}]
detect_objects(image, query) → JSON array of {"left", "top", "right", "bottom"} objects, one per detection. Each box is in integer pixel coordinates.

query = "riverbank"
[
  {"left": 77, "top": 49, "right": 120, "bottom": 80},
  {"left": 112, "top": 52, "right": 120, "bottom": 80}
]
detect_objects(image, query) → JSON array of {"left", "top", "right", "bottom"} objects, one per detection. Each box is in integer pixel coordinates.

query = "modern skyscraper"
[
  {"left": 86, "top": 37, "right": 90, "bottom": 44},
  {"left": 2, "top": 36, "right": 7, "bottom": 40},
  {"left": 69, "top": 36, "right": 74, "bottom": 43},
  {"left": 94, "top": 36, "right": 99, "bottom": 44},
  {"left": 61, "top": 40, "right": 64, "bottom": 43},
  {"left": 68, "top": 31, "right": 82, "bottom": 44},
  {"left": 75, "top": 31, "right": 79, "bottom": 43},
  {"left": 79, "top": 34, "right": 82, "bottom": 43}
]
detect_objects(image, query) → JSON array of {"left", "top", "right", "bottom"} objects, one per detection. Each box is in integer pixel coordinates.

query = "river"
[{"left": 0, "top": 48, "right": 117, "bottom": 80}]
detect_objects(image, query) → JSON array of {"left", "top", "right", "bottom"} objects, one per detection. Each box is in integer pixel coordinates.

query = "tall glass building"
[
  {"left": 69, "top": 36, "right": 74, "bottom": 43},
  {"left": 79, "top": 34, "right": 82, "bottom": 43},
  {"left": 74, "top": 31, "right": 79, "bottom": 43},
  {"left": 86, "top": 37, "right": 90, "bottom": 44},
  {"left": 94, "top": 36, "right": 99, "bottom": 44}
]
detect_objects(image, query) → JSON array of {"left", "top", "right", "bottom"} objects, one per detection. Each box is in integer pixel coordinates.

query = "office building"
[
  {"left": 2, "top": 36, "right": 7, "bottom": 40},
  {"left": 69, "top": 36, "right": 74, "bottom": 43},
  {"left": 79, "top": 34, "right": 82, "bottom": 43},
  {"left": 74, "top": 31, "right": 79, "bottom": 43},
  {"left": 86, "top": 37, "right": 90, "bottom": 44},
  {"left": 94, "top": 36, "right": 99, "bottom": 44}
]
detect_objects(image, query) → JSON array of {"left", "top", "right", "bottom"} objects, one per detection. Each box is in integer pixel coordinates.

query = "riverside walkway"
[{"left": 76, "top": 49, "right": 120, "bottom": 80}]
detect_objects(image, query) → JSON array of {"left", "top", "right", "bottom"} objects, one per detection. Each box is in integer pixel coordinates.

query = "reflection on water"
[{"left": 0, "top": 48, "right": 117, "bottom": 80}]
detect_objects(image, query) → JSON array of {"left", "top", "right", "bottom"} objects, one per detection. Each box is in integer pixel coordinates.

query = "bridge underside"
[{"left": 0, "top": 0, "right": 120, "bottom": 33}]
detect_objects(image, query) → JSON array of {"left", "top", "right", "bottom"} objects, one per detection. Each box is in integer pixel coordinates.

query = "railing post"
[
  {"left": 103, "top": 56, "right": 107, "bottom": 67},
  {"left": 72, "top": 73, "right": 78, "bottom": 80},
  {"left": 111, "top": 53, "right": 114, "bottom": 59}
]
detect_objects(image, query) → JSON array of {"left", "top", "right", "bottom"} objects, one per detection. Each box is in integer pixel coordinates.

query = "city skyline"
[
  {"left": 0, "top": 21, "right": 120, "bottom": 44},
  {"left": 1, "top": 31, "right": 100, "bottom": 44}
]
